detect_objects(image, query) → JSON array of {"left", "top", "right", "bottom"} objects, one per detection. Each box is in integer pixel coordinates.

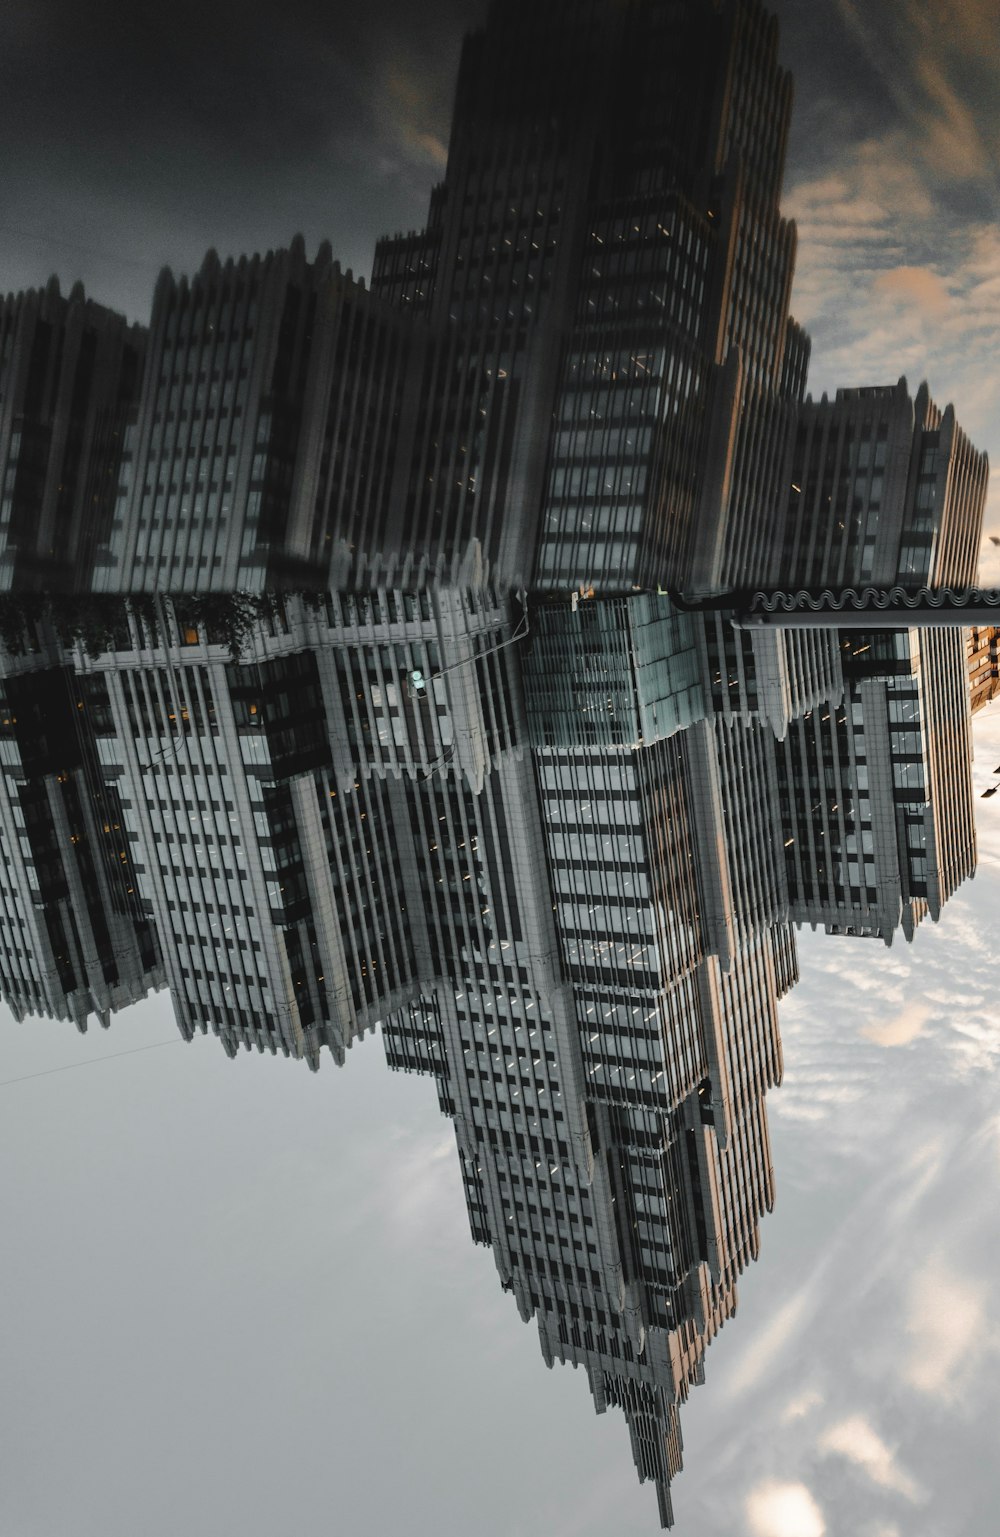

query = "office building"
[
  {"left": 0, "top": 0, "right": 991, "bottom": 1527},
  {"left": 777, "top": 627, "right": 976, "bottom": 944},
  {"left": 772, "top": 375, "right": 985, "bottom": 944},
  {"left": 773, "top": 378, "right": 988, "bottom": 592},
  {"left": 0, "top": 641, "right": 162, "bottom": 1028},
  {"left": 72, "top": 594, "right": 420, "bottom": 1063},
  {"left": 0, "top": 277, "right": 145, "bottom": 591},
  {"left": 91, "top": 242, "right": 417, "bottom": 594},
  {"left": 968, "top": 623, "right": 1000, "bottom": 714},
  {"left": 372, "top": 0, "right": 809, "bottom": 595}
]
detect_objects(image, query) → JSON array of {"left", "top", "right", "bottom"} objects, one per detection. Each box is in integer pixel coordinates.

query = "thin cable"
[
  {"left": 420, "top": 605, "right": 531, "bottom": 689},
  {"left": 0, "top": 1036, "right": 183, "bottom": 1089}
]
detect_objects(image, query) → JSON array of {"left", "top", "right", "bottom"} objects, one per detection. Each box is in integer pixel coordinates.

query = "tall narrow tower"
[{"left": 372, "top": 0, "right": 809, "bottom": 595}]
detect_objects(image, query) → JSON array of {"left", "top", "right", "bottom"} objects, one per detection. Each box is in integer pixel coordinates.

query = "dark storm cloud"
[{"left": 0, "top": 0, "right": 486, "bottom": 317}]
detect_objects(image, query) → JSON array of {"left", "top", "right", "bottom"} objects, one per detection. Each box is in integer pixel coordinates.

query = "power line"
[{"left": 0, "top": 1036, "right": 183, "bottom": 1089}]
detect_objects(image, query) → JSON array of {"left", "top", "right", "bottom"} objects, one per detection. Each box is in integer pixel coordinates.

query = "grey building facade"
[
  {"left": 0, "top": 278, "right": 144, "bottom": 591},
  {"left": 0, "top": 0, "right": 993, "bottom": 1528}
]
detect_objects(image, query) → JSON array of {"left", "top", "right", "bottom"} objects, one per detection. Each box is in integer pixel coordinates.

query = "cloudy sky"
[{"left": 3, "top": 2, "right": 1000, "bottom": 1534}]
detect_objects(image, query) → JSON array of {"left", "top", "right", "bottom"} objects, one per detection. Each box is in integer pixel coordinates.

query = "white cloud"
[
  {"left": 724, "top": 1289, "right": 814, "bottom": 1399},
  {"left": 369, "top": 1123, "right": 469, "bottom": 1270},
  {"left": 818, "top": 1414, "right": 924, "bottom": 1502},
  {"left": 746, "top": 1481, "right": 826, "bottom": 1537},
  {"left": 871, "top": 264, "right": 951, "bottom": 316},
  {"left": 861, "top": 1002, "right": 930, "bottom": 1048},
  {"left": 903, "top": 1257, "right": 987, "bottom": 1399},
  {"left": 781, "top": 1388, "right": 823, "bottom": 1425}
]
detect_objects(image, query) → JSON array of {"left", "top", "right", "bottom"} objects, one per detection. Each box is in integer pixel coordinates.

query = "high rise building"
[
  {"left": 777, "top": 627, "right": 976, "bottom": 944},
  {"left": 90, "top": 242, "right": 416, "bottom": 594},
  {"left": 771, "top": 376, "right": 984, "bottom": 944},
  {"left": 371, "top": 0, "right": 809, "bottom": 595},
  {"left": 1, "top": 576, "right": 977, "bottom": 1521},
  {"left": 71, "top": 593, "right": 428, "bottom": 1064},
  {"left": 0, "top": 278, "right": 145, "bottom": 591},
  {"left": 66, "top": 581, "right": 793, "bottom": 1525},
  {"left": 968, "top": 623, "right": 1000, "bottom": 714},
  {"left": 0, "top": 0, "right": 992, "bottom": 1528},
  {"left": 774, "top": 378, "right": 987, "bottom": 592},
  {"left": 0, "top": 641, "right": 162, "bottom": 1027}
]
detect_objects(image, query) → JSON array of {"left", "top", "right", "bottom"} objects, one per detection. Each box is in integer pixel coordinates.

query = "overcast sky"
[{"left": 3, "top": 2, "right": 1000, "bottom": 1534}]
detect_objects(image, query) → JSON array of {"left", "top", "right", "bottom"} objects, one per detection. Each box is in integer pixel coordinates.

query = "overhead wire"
[{"left": 0, "top": 1036, "right": 184, "bottom": 1089}]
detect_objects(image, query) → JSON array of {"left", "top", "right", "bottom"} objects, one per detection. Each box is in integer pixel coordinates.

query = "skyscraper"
[
  {"left": 771, "top": 377, "right": 985, "bottom": 944},
  {"left": 0, "top": 0, "right": 992, "bottom": 1529},
  {"left": 90, "top": 242, "right": 416, "bottom": 594},
  {"left": 0, "top": 641, "right": 162, "bottom": 1028},
  {"left": 0, "top": 278, "right": 145, "bottom": 591},
  {"left": 371, "top": 0, "right": 809, "bottom": 595},
  {"left": 968, "top": 623, "right": 1000, "bottom": 714},
  {"left": 774, "top": 378, "right": 987, "bottom": 592},
  {"left": 777, "top": 627, "right": 976, "bottom": 945}
]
